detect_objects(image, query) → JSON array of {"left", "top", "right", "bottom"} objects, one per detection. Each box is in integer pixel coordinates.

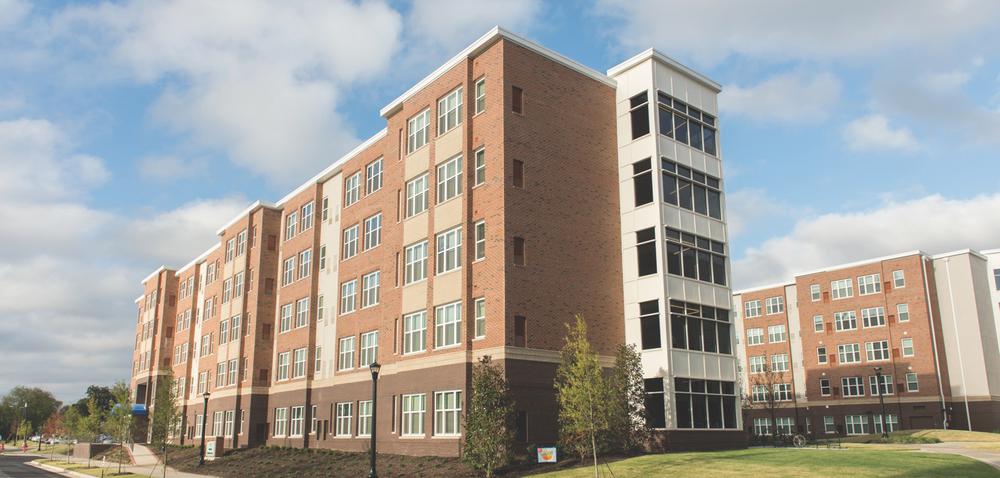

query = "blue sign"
[{"left": 131, "top": 404, "right": 148, "bottom": 416}]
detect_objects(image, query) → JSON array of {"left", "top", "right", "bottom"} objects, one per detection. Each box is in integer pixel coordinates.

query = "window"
[
  {"left": 753, "top": 418, "right": 771, "bottom": 436},
  {"left": 835, "top": 311, "right": 857, "bottom": 331},
  {"left": 434, "top": 390, "right": 462, "bottom": 436},
  {"left": 474, "top": 221, "right": 486, "bottom": 260},
  {"left": 749, "top": 355, "right": 765, "bottom": 373},
  {"left": 338, "top": 337, "right": 355, "bottom": 371},
  {"left": 897, "top": 303, "right": 910, "bottom": 322},
  {"left": 845, "top": 415, "right": 869, "bottom": 435},
  {"left": 767, "top": 325, "right": 787, "bottom": 343},
  {"left": 359, "top": 271, "right": 380, "bottom": 308},
  {"left": 512, "top": 159, "right": 524, "bottom": 188},
  {"left": 892, "top": 270, "right": 905, "bottom": 288},
  {"left": 665, "top": 227, "right": 726, "bottom": 285},
  {"left": 661, "top": 159, "right": 723, "bottom": 220},
  {"left": 296, "top": 298, "right": 309, "bottom": 328},
  {"left": 319, "top": 245, "right": 327, "bottom": 271},
  {"left": 474, "top": 78, "right": 486, "bottom": 114},
  {"left": 674, "top": 378, "right": 737, "bottom": 430},
  {"left": 858, "top": 274, "right": 882, "bottom": 295},
  {"left": 644, "top": 378, "right": 666, "bottom": 428},
  {"left": 474, "top": 298, "right": 486, "bottom": 339},
  {"left": 873, "top": 414, "right": 899, "bottom": 434},
  {"left": 216, "top": 362, "right": 226, "bottom": 387},
  {"left": 770, "top": 353, "right": 789, "bottom": 372},
  {"left": 866, "top": 340, "right": 890, "bottom": 361},
  {"left": 817, "top": 346, "right": 828, "bottom": 364},
  {"left": 363, "top": 213, "right": 382, "bottom": 250},
  {"left": 841, "top": 376, "right": 865, "bottom": 397},
  {"left": 288, "top": 406, "right": 304, "bottom": 437},
  {"left": 512, "top": 236, "right": 525, "bottom": 266},
  {"left": 436, "top": 155, "right": 463, "bottom": 203},
  {"left": 282, "top": 257, "right": 296, "bottom": 286},
  {"left": 236, "top": 229, "right": 247, "bottom": 256},
  {"left": 314, "top": 346, "right": 322, "bottom": 375},
  {"left": 639, "top": 300, "right": 661, "bottom": 350},
  {"left": 292, "top": 348, "right": 307, "bottom": 378},
  {"left": 407, "top": 109, "right": 430, "bottom": 153},
  {"left": 437, "top": 87, "right": 463, "bottom": 135},
  {"left": 343, "top": 225, "right": 359, "bottom": 259},
  {"left": 819, "top": 378, "right": 831, "bottom": 396},
  {"left": 298, "top": 249, "right": 312, "bottom": 279},
  {"left": 405, "top": 174, "right": 429, "bottom": 217},
  {"left": 402, "top": 394, "right": 426, "bottom": 436},
  {"left": 765, "top": 297, "right": 784, "bottom": 315},
  {"left": 279, "top": 304, "right": 293, "bottom": 333},
  {"left": 657, "top": 92, "right": 718, "bottom": 155},
  {"left": 906, "top": 372, "right": 919, "bottom": 392},
  {"left": 300, "top": 202, "right": 314, "bottom": 231},
  {"left": 744, "top": 300, "right": 761, "bottom": 318},
  {"left": 345, "top": 172, "right": 361, "bottom": 207},
  {"left": 636, "top": 228, "right": 657, "bottom": 276},
  {"left": 403, "top": 311, "right": 427, "bottom": 354},
  {"left": 511, "top": 86, "right": 523, "bottom": 114},
  {"left": 824, "top": 416, "right": 836, "bottom": 434},
  {"left": 273, "top": 408, "right": 288, "bottom": 436},
  {"left": 223, "top": 278, "right": 232, "bottom": 303},
  {"left": 285, "top": 211, "right": 298, "bottom": 240},
  {"left": 629, "top": 91, "right": 649, "bottom": 139},
  {"left": 869, "top": 374, "right": 894, "bottom": 396},
  {"left": 234, "top": 271, "right": 244, "bottom": 297},
  {"left": 225, "top": 238, "right": 235, "bottom": 263},
  {"left": 838, "top": 343, "right": 861, "bottom": 364},
  {"left": 435, "top": 301, "right": 462, "bottom": 348},
  {"left": 358, "top": 400, "right": 373, "bottom": 437},
  {"left": 773, "top": 384, "right": 792, "bottom": 402},
  {"left": 861, "top": 306, "right": 885, "bottom": 328},
  {"left": 669, "top": 300, "right": 732, "bottom": 354},
  {"left": 810, "top": 284, "right": 821, "bottom": 301},
  {"left": 746, "top": 328, "right": 764, "bottom": 346},
  {"left": 995, "top": 268, "right": 1000, "bottom": 290},
  {"left": 436, "top": 227, "right": 462, "bottom": 274},
  {"left": 404, "top": 241, "right": 428, "bottom": 284},
  {"left": 277, "top": 352, "right": 290, "bottom": 381},
  {"left": 336, "top": 402, "right": 353, "bottom": 437},
  {"left": 340, "top": 280, "right": 357, "bottom": 314},
  {"left": 831, "top": 279, "right": 853, "bottom": 299},
  {"left": 632, "top": 158, "right": 653, "bottom": 207},
  {"left": 322, "top": 196, "right": 329, "bottom": 221},
  {"left": 220, "top": 319, "right": 230, "bottom": 344},
  {"left": 360, "top": 331, "right": 378, "bottom": 366},
  {"left": 813, "top": 315, "right": 824, "bottom": 332},
  {"left": 751, "top": 385, "right": 768, "bottom": 402},
  {"left": 771, "top": 416, "right": 792, "bottom": 435},
  {"left": 366, "top": 158, "right": 383, "bottom": 194},
  {"left": 474, "top": 148, "right": 486, "bottom": 185},
  {"left": 902, "top": 337, "right": 914, "bottom": 357}
]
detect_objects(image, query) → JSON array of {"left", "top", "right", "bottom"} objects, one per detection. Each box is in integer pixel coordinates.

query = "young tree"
[
  {"left": 555, "top": 315, "right": 611, "bottom": 477},
  {"left": 607, "top": 343, "right": 649, "bottom": 454},
  {"left": 463, "top": 355, "right": 515, "bottom": 478},
  {"left": 107, "top": 381, "right": 133, "bottom": 474},
  {"left": 749, "top": 362, "right": 786, "bottom": 440},
  {"left": 41, "top": 412, "right": 65, "bottom": 441},
  {"left": 150, "top": 371, "right": 180, "bottom": 447}
]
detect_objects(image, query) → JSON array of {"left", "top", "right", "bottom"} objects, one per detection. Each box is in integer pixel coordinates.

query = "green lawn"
[
  {"left": 35, "top": 459, "right": 145, "bottom": 478},
  {"left": 531, "top": 448, "right": 999, "bottom": 477}
]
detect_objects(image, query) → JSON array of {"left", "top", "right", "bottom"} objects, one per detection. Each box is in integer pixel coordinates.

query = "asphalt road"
[{"left": 0, "top": 455, "right": 62, "bottom": 478}]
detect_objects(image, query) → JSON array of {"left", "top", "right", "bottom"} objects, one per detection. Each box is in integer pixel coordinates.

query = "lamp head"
[{"left": 369, "top": 361, "right": 381, "bottom": 377}]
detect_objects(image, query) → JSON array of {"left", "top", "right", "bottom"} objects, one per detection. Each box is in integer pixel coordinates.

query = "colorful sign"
[{"left": 537, "top": 447, "right": 557, "bottom": 463}]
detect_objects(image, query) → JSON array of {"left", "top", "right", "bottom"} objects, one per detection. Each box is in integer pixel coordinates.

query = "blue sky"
[{"left": 2, "top": 0, "right": 1000, "bottom": 402}]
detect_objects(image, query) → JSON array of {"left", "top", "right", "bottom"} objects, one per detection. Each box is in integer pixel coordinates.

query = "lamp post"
[
  {"left": 22, "top": 402, "right": 28, "bottom": 448},
  {"left": 874, "top": 367, "right": 888, "bottom": 438},
  {"left": 199, "top": 392, "right": 210, "bottom": 466},
  {"left": 368, "top": 361, "right": 381, "bottom": 478}
]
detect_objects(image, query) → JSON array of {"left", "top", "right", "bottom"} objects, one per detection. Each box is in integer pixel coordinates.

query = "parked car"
[{"left": 94, "top": 434, "right": 114, "bottom": 444}]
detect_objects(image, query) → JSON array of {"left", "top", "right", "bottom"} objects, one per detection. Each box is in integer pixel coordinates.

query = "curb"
[{"left": 28, "top": 461, "right": 95, "bottom": 478}]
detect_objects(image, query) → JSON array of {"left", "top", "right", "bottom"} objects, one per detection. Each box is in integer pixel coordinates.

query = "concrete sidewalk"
[
  {"left": 7, "top": 449, "right": 215, "bottom": 478},
  {"left": 919, "top": 442, "right": 1000, "bottom": 471}
]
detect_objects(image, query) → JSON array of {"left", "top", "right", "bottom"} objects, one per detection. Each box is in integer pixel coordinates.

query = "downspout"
[
  {"left": 920, "top": 258, "right": 948, "bottom": 429},
  {"left": 942, "top": 259, "right": 973, "bottom": 431}
]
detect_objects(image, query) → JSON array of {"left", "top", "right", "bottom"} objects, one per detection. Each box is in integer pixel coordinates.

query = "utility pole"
[{"left": 874, "top": 367, "right": 888, "bottom": 438}]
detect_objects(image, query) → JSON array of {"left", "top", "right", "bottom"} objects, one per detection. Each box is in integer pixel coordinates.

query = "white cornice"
[{"left": 607, "top": 48, "right": 722, "bottom": 92}]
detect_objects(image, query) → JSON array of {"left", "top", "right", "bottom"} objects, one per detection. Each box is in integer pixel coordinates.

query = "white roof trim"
[
  {"left": 214, "top": 200, "right": 278, "bottom": 236},
  {"left": 135, "top": 295, "right": 144, "bottom": 303},
  {"left": 795, "top": 250, "right": 926, "bottom": 278},
  {"left": 379, "top": 26, "right": 615, "bottom": 118},
  {"left": 733, "top": 281, "right": 795, "bottom": 296},
  {"left": 176, "top": 243, "right": 221, "bottom": 275},
  {"left": 607, "top": 48, "right": 722, "bottom": 92},
  {"left": 930, "top": 248, "right": 988, "bottom": 261},
  {"left": 141, "top": 265, "right": 168, "bottom": 284},
  {"left": 275, "top": 128, "right": 387, "bottom": 207},
  {"left": 979, "top": 248, "right": 1000, "bottom": 255}
]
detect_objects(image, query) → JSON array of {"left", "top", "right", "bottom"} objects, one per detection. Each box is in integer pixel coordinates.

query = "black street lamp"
[
  {"left": 199, "top": 392, "right": 210, "bottom": 466},
  {"left": 368, "top": 361, "right": 381, "bottom": 478},
  {"left": 21, "top": 402, "right": 28, "bottom": 448},
  {"left": 874, "top": 367, "right": 888, "bottom": 438}
]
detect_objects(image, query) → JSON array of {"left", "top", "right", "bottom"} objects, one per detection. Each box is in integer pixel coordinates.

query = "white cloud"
[
  {"left": 842, "top": 114, "right": 919, "bottom": 152},
  {"left": 137, "top": 154, "right": 205, "bottom": 181},
  {"left": 0, "top": 118, "right": 110, "bottom": 201},
  {"left": 732, "top": 193, "right": 1000, "bottom": 289},
  {"left": 596, "top": 0, "right": 1000, "bottom": 66},
  {"left": 920, "top": 71, "right": 971, "bottom": 92},
  {"left": 721, "top": 72, "right": 841, "bottom": 123},
  {"left": 121, "top": 197, "right": 248, "bottom": 266},
  {"left": 726, "top": 188, "right": 808, "bottom": 239},
  {"left": 407, "top": 0, "right": 541, "bottom": 52},
  {"left": 0, "top": 0, "right": 30, "bottom": 31}
]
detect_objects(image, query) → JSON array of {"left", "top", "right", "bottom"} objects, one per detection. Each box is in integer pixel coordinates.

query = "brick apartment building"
[
  {"left": 129, "top": 27, "right": 744, "bottom": 456},
  {"left": 734, "top": 249, "right": 1000, "bottom": 437}
]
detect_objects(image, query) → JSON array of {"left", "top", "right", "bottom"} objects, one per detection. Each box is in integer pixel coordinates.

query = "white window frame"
[
  {"left": 823, "top": 416, "right": 836, "bottom": 434},
  {"left": 810, "top": 284, "right": 821, "bottom": 301},
  {"left": 767, "top": 324, "right": 787, "bottom": 343},
  {"left": 343, "top": 224, "right": 359, "bottom": 259},
  {"left": 892, "top": 270, "right": 905, "bottom": 288},
  {"left": 838, "top": 343, "right": 861, "bottom": 364},
  {"left": 906, "top": 372, "right": 919, "bottom": 392},
  {"left": 403, "top": 311, "right": 427, "bottom": 354},
  {"left": 437, "top": 87, "right": 463, "bottom": 135},
  {"left": 362, "top": 270, "right": 380, "bottom": 308},
  {"left": 277, "top": 352, "right": 290, "bottom": 381},
  {"left": 436, "top": 155, "right": 463, "bottom": 203},
  {"left": 401, "top": 393, "right": 426, "bottom": 436},
  {"left": 770, "top": 353, "right": 789, "bottom": 372},
  {"left": 744, "top": 300, "right": 761, "bottom": 318},
  {"left": 360, "top": 330, "right": 378, "bottom": 367},
  {"left": 772, "top": 383, "right": 792, "bottom": 402},
  {"left": 857, "top": 273, "right": 882, "bottom": 295},
  {"left": 366, "top": 158, "right": 383, "bottom": 195},
  {"left": 474, "top": 297, "right": 486, "bottom": 339},
  {"left": 474, "top": 147, "right": 486, "bottom": 186},
  {"left": 817, "top": 346, "right": 828, "bottom": 364},
  {"left": 358, "top": 400, "right": 373, "bottom": 437},
  {"left": 474, "top": 77, "right": 486, "bottom": 115},
  {"left": 813, "top": 315, "right": 824, "bottom": 332},
  {"left": 861, "top": 306, "right": 885, "bottom": 328},
  {"left": 293, "top": 347, "right": 307, "bottom": 378},
  {"left": 435, "top": 227, "right": 462, "bottom": 274},
  {"left": 819, "top": 378, "right": 831, "bottom": 396},
  {"left": 845, "top": 415, "right": 869, "bottom": 435},
  {"left": 435, "top": 301, "right": 462, "bottom": 349},
  {"left": 869, "top": 374, "right": 894, "bottom": 396},
  {"left": 765, "top": 296, "right": 784, "bottom": 315},
  {"left": 340, "top": 280, "right": 357, "bottom": 315},
  {"left": 749, "top": 355, "right": 765, "bottom": 374},
  {"left": 746, "top": 328, "right": 764, "bottom": 346},
  {"left": 897, "top": 303, "right": 910, "bottom": 322},
  {"left": 280, "top": 303, "right": 293, "bottom": 333},
  {"left": 433, "top": 390, "right": 462, "bottom": 436},
  {"left": 335, "top": 402, "right": 353, "bottom": 437},
  {"left": 273, "top": 407, "right": 287, "bottom": 437},
  {"left": 831, "top": 279, "right": 853, "bottom": 300},
  {"left": 290, "top": 406, "right": 305, "bottom": 437},
  {"left": 344, "top": 172, "right": 361, "bottom": 207},
  {"left": 865, "top": 340, "right": 890, "bottom": 362},
  {"left": 285, "top": 211, "right": 298, "bottom": 241},
  {"left": 834, "top": 310, "right": 857, "bottom": 331},
  {"left": 902, "top": 337, "right": 914, "bottom": 357},
  {"left": 407, "top": 109, "right": 430, "bottom": 153},
  {"left": 338, "top": 336, "right": 355, "bottom": 371},
  {"left": 364, "top": 213, "right": 382, "bottom": 250},
  {"left": 299, "top": 249, "right": 312, "bottom": 279},
  {"left": 296, "top": 297, "right": 310, "bottom": 328},
  {"left": 474, "top": 220, "right": 486, "bottom": 261},
  {"left": 283, "top": 257, "right": 296, "bottom": 286},
  {"left": 404, "top": 241, "right": 428, "bottom": 284},
  {"left": 301, "top": 202, "right": 314, "bottom": 230},
  {"left": 405, "top": 173, "right": 429, "bottom": 217}
]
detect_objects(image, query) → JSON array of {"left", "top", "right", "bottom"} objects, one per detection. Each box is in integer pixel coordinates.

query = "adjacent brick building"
[
  {"left": 130, "top": 27, "right": 742, "bottom": 455},
  {"left": 734, "top": 250, "right": 1000, "bottom": 437}
]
